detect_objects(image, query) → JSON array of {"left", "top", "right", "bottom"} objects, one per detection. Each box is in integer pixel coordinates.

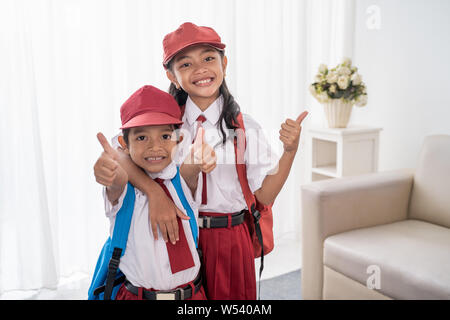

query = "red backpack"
[{"left": 232, "top": 112, "right": 274, "bottom": 261}]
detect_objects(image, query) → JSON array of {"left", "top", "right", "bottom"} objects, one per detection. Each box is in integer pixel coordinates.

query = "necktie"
[
  {"left": 154, "top": 178, "right": 195, "bottom": 274},
  {"left": 195, "top": 115, "right": 207, "bottom": 205}
]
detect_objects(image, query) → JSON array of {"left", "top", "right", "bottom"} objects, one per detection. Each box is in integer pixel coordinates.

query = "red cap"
[
  {"left": 162, "top": 22, "right": 226, "bottom": 68},
  {"left": 120, "top": 85, "right": 183, "bottom": 129}
]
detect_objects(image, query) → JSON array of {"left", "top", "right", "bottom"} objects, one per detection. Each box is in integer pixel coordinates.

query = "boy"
[{"left": 93, "top": 85, "right": 209, "bottom": 300}]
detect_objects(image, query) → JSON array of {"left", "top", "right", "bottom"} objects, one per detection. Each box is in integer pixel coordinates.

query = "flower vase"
[{"left": 323, "top": 99, "right": 353, "bottom": 128}]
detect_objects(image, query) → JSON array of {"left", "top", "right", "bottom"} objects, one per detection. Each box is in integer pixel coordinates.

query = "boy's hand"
[
  {"left": 190, "top": 127, "right": 217, "bottom": 174},
  {"left": 279, "top": 111, "right": 309, "bottom": 154},
  {"left": 94, "top": 132, "right": 128, "bottom": 188}
]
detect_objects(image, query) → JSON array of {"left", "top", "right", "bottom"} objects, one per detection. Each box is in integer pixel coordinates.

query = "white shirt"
[
  {"left": 178, "top": 95, "right": 279, "bottom": 213},
  {"left": 103, "top": 161, "right": 201, "bottom": 290}
]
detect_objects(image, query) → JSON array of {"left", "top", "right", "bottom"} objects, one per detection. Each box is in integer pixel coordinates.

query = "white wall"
[{"left": 351, "top": 0, "right": 450, "bottom": 170}]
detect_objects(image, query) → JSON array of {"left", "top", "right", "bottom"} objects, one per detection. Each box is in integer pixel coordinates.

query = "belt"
[
  {"left": 198, "top": 210, "right": 246, "bottom": 228},
  {"left": 124, "top": 272, "right": 202, "bottom": 300}
]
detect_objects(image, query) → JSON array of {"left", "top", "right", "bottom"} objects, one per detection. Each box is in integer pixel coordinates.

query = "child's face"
[
  {"left": 167, "top": 44, "right": 227, "bottom": 104},
  {"left": 125, "top": 125, "right": 179, "bottom": 173}
]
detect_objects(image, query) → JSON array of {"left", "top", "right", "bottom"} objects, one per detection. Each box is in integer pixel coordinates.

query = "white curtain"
[
  {"left": 305, "top": 0, "right": 356, "bottom": 126},
  {"left": 0, "top": 0, "right": 355, "bottom": 295}
]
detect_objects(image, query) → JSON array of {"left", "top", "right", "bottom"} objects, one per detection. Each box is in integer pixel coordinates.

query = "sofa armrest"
[{"left": 300, "top": 169, "right": 414, "bottom": 300}]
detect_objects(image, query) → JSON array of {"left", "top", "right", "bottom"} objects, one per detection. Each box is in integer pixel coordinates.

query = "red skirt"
[
  {"left": 115, "top": 281, "right": 207, "bottom": 300},
  {"left": 198, "top": 212, "right": 256, "bottom": 300}
]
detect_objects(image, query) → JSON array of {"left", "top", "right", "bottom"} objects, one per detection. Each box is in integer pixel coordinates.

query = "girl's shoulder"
[{"left": 239, "top": 112, "right": 263, "bottom": 131}]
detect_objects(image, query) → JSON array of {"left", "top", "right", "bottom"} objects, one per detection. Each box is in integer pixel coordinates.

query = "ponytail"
[
  {"left": 217, "top": 79, "right": 240, "bottom": 144},
  {"left": 168, "top": 82, "right": 188, "bottom": 107}
]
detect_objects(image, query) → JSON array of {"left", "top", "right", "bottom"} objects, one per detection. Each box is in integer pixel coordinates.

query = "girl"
[
  {"left": 162, "top": 22, "right": 308, "bottom": 300},
  {"left": 108, "top": 22, "right": 308, "bottom": 300}
]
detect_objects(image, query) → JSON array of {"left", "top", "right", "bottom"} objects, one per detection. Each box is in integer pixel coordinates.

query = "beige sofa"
[{"left": 301, "top": 135, "right": 450, "bottom": 300}]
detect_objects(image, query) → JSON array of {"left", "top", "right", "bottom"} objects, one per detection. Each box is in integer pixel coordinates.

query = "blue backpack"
[{"left": 88, "top": 167, "right": 198, "bottom": 300}]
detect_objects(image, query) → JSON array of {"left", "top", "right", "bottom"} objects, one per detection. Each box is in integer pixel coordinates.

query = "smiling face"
[
  {"left": 166, "top": 44, "right": 227, "bottom": 110},
  {"left": 124, "top": 124, "right": 179, "bottom": 173}
]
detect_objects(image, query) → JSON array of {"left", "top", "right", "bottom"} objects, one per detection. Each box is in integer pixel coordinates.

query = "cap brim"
[
  {"left": 163, "top": 41, "right": 226, "bottom": 68},
  {"left": 120, "top": 112, "right": 183, "bottom": 129}
]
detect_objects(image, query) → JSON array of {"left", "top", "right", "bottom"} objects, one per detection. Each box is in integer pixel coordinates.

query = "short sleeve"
[{"left": 242, "top": 114, "right": 280, "bottom": 193}]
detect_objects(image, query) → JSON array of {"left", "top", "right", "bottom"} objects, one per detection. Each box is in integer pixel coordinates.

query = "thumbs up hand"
[
  {"left": 189, "top": 127, "right": 217, "bottom": 174},
  {"left": 94, "top": 132, "right": 128, "bottom": 189},
  {"left": 279, "top": 111, "right": 309, "bottom": 154}
]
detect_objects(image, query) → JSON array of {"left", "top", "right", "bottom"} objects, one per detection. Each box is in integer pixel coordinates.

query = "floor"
[
  {"left": 260, "top": 270, "right": 301, "bottom": 300},
  {"left": 256, "top": 234, "right": 302, "bottom": 280},
  {"left": 0, "top": 237, "right": 302, "bottom": 300}
]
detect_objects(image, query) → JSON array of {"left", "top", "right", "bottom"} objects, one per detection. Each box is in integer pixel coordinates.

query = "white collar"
[
  {"left": 185, "top": 95, "right": 223, "bottom": 126},
  {"left": 146, "top": 161, "right": 177, "bottom": 181}
]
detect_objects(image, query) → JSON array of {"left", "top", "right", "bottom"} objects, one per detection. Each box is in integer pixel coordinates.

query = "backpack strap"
[
  {"left": 104, "top": 182, "right": 135, "bottom": 300},
  {"left": 171, "top": 166, "right": 199, "bottom": 247},
  {"left": 233, "top": 113, "right": 258, "bottom": 215},
  {"left": 178, "top": 104, "right": 199, "bottom": 245},
  {"left": 233, "top": 113, "right": 265, "bottom": 299}
]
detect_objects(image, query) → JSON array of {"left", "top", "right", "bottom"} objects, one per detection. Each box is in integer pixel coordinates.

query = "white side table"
[{"left": 307, "top": 126, "right": 382, "bottom": 182}]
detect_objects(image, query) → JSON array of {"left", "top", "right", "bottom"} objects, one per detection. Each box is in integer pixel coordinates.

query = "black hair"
[
  {"left": 122, "top": 128, "right": 131, "bottom": 146},
  {"left": 167, "top": 50, "right": 241, "bottom": 144}
]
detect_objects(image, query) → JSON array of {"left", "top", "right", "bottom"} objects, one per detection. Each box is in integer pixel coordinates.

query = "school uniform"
[
  {"left": 103, "top": 161, "right": 206, "bottom": 300},
  {"left": 180, "top": 95, "right": 279, "bottom": 300}
]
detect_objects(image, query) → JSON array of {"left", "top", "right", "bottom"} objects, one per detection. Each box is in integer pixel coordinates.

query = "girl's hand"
[
  {"left": 189, "top": 127, "right": 217, "bottom": 174},
  {"left": 147, "top": 184, "right": 189, "bottom": 244},
  {"left": 279, "top": 111, "right": 309, "bottom": 154}
]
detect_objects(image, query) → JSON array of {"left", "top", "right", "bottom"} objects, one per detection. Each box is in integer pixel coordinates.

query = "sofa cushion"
[
  {"left": 324, "top": 219, "right": 450, "bottom": 299},
  {"left": 409, "top": 135, "right": 450, "bottom": 228}
]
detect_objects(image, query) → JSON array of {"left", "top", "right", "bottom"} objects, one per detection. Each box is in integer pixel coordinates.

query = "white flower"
[
  {"left": 356, "top": 94, "right": 368, "bottom": 107},
  {"left": 337, "top": 75, "right": 349, "bottom": 90},
  {"left": 337, "top": 66, "right": 351, "bottom": 76},
  {"left": 351, "top": 73, "right": 362, "bottom": 85},
  {"left": 326, "top": 71, "right": 338, "bottom": 84},
  {"left": 318, "top": 64, "right": 328, "bottom": 74},
  {"left": 342, "top": 57, "right": 352, "bottom": 67},
  {"left": 310, "top": 59, "right": 367, "bottom": 107}
]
